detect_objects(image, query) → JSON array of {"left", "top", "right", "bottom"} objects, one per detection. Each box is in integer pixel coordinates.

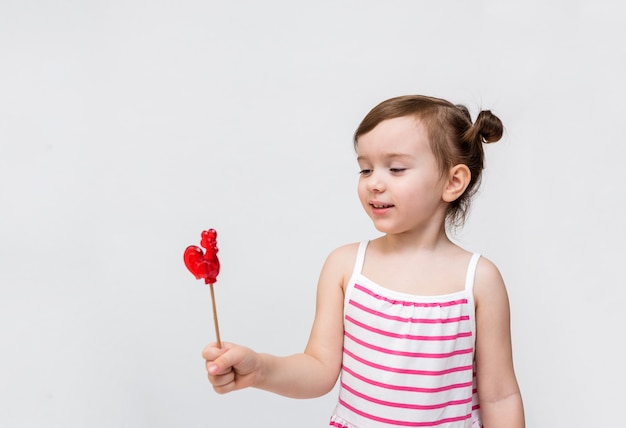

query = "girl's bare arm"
[
  {"left": 203, "top": 244, "right": 354, "bottom": 398},
  {"left": 474, "top": 257, "right": 525, "bottom": 427}
]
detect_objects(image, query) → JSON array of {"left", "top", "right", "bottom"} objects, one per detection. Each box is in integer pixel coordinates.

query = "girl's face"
[{"left": 356, "top": 116, "right": 448, "bottom": 236}]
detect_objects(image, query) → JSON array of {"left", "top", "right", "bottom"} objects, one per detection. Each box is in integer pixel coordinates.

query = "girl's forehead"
[
  {"left": 356, "top": 116, "right": 430, "bottom": 156},
  {"left": 372, "top": 115, "right": 423, "bottom": 134}
]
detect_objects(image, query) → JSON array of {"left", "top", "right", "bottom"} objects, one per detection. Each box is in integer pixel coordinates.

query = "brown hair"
[{"left": 354, "top": 95, "right": 503, "bottom": 228}]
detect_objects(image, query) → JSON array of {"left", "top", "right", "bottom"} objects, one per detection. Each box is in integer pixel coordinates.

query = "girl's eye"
[
  {"left": 359, "top": 169, "right": 372, "bottom": 176},
  {"left": 390, "top": 168, "right": 406, "bottom": 173}
]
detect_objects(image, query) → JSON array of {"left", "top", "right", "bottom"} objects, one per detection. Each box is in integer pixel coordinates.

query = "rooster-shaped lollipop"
[{"left": 184, "top": 229, "right": 222, "bottom": 347}]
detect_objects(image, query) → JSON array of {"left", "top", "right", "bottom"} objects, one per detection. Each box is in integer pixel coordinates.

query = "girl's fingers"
[
  {"left": 202, "top": 343, "right": 257, "bottom": 393},
  {"left": 208, "top": 366, "right": 235, "bottom": 392},
  {"left": 202, "top": 342, "right": 228, "bottom": 361},
  {"left": 204, "top": 345, "right": 237, "bottom": 375}
]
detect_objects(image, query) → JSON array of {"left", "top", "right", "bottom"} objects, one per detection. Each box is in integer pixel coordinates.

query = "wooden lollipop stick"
[{"left": 209, "top": 283, "right": 222, "bottom": 348}]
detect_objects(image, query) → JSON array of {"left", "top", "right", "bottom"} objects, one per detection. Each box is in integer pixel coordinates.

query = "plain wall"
[{"left": 1, "top": 1, "right": 625, "bottom": 426}]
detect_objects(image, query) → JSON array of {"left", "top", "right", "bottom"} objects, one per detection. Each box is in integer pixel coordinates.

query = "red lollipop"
[{"left": 184, "top": 229, "right": 222, "bottom": 347}]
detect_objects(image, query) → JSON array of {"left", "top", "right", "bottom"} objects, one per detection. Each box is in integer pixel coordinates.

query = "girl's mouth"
[{"left": 371, "top": 203, "right": 394, "bottom": 209}]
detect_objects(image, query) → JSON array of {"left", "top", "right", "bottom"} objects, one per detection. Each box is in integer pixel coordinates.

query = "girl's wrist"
[{"left": 253, "top": 352, "right": 271, "bottom": 389}]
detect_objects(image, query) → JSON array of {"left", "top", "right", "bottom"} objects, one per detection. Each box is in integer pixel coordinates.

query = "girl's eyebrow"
[{"left": 357, "top": 153, "right": 414, "bottom": 162}]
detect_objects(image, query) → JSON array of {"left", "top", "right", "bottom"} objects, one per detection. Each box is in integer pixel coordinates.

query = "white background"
[{"left": 1, "top": 1, "right": 625, "bottom": 426}]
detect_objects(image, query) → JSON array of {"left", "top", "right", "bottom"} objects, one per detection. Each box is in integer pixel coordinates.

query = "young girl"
[{"left": 203, "top": 95, "right": 525, "bottom": 427}]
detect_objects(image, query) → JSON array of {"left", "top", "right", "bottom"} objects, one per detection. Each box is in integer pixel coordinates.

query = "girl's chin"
[{"left": 369, "top": 220, "right": 403, "bottom": 235}]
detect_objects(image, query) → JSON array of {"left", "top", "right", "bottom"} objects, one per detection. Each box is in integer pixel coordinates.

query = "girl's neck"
[{"left": 378, "top": 223, "right": 453, "bottom": 254}]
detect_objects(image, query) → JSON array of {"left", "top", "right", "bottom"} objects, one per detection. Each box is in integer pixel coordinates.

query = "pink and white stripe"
[{"left": 329, "top": 242, "right": 482, "bottom": 428}]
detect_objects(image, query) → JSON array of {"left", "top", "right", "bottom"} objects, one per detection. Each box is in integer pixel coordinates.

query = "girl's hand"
[
  {"left": 200, "top": 244, "right": 350, "bottom": 398},
  {"left": 202, "top": 342, "right": 261, "bottom": 394}
]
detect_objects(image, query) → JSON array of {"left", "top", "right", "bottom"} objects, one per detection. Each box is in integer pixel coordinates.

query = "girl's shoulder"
[
  {"left": 475, "top": 255, "right": 505, "bottom": 286},
  {"left": 325, "top": 241, "right": 361, "bottom": 267},
  {"left": 320, "top": 242, "right": 361, "bottom": 284},
  {"left": 473, "top": 255, "right": 508, "bottom": 305}
]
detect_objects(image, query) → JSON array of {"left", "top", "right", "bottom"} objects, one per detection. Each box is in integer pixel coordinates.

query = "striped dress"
[{"left": 329, "top": 241, "right": 482, "bottom": 428}]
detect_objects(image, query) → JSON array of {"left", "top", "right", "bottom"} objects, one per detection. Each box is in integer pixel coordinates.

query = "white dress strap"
[
  {"left": 464, "top": 253, "right": 481, "bottom": 348},
  {"left": 352, "top": 241, "right": 369, "bottom": 277},
  {"left": 464, "top": 253, "right": 481, "bottom": 292},
  {"left": 344, "top": 241, "right": 370, "bottom": 315}
]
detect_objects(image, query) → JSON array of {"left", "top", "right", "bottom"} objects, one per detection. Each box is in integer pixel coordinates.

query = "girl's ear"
[{"left": 442, "top": 164, "right": 471, "bottom": 202}]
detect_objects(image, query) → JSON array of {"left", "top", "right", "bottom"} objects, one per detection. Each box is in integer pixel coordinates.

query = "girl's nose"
[{"left": 366, "top": 171, "right": 386, "bottom": 193}]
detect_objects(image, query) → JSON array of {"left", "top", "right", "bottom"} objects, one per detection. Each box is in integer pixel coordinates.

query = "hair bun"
[{"left": 474, "top": 110, "right": 503, "bottom": 143}]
